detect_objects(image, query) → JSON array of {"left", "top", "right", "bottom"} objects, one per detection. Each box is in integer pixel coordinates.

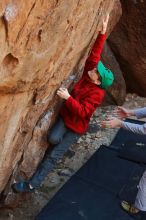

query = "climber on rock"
[{"left": 12, "top": 13, "right": 114, "bottom": 193}]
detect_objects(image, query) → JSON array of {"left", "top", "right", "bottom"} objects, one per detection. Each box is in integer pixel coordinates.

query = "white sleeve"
[
  {"left": 122, "top": 121, "right": 146, "bottom": 135},
  {"left": 134, "top": 107, "right": 146, "bottom": 119}
]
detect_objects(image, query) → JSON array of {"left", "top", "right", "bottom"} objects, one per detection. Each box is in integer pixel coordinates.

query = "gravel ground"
[{"left": 2, "top": 93, "right": 146, "bottom": 220}]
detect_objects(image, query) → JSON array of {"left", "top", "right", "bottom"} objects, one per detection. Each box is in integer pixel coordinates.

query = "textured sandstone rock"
[
  {"left": 109, "top": 0, "right": 146, "bottom": 96},
  {"left": 102, "top": 42, "right": 126, "bottom": 105},
  {"left": 0, "top": 0, "right": 122, "bottom": 205}
]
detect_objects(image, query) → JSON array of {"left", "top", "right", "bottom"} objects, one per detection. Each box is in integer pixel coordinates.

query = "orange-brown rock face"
[
  {"left": 109, "top": 0, "right": 146, "bottom": 96},
  {"left": 0, "top": 0, "right": 122, "bottom": 204}
]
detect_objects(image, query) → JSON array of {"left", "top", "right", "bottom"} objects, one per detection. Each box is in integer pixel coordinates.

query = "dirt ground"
[{"left": 2, "top": 93, "right": 146, "bottom": 220}]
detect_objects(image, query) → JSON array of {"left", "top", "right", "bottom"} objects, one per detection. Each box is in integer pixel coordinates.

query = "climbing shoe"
[{"left": 12, "top": 181, "right": 34, "bottom": 193}]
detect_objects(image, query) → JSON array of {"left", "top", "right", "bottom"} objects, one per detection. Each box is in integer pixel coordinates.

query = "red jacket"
[{"left": 60, "top": 33, "right": 106, "bottom": 134}]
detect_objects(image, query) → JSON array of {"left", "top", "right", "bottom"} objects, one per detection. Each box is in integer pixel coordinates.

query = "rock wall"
[
  {"left": 0, "top": 0, "right": 122, "bottom": 205},
  {"left": 102, "top": 42, "right": 126, "bottom": 105},
  {"left": 109, "top": 0, "right": 146, "bottom": 96}
]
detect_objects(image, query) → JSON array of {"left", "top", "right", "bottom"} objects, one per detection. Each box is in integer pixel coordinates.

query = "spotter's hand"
[
  {"left": 113, "top": 106, "right": 134, "bottom": 119},
  {"left": 100, "top": 118, "right": 122, "bottom": 129}
]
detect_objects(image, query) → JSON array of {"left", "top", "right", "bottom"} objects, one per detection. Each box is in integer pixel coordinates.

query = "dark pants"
[{"left": 29, "top": 117, "right": 81, "bottom": 188}]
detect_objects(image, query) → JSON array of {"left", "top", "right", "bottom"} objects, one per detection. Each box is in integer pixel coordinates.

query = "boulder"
[
  {"left": 0, "top": 0, "right": 122, "bottom": 205},
  {"left": 101, "top": 42, "right": 126, "bottom": 105},
  {"left": 109, "top": 0, "right": 146, "bottom": 96}
]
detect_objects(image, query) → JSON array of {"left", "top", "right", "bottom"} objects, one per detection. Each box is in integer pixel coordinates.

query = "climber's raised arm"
[{"left": 83, "top": 14, "right": 109, "bottom": 73}]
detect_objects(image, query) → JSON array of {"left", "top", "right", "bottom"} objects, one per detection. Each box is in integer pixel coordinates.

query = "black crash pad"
[
  {"left": 36, "top": 146, "right": 146, "bottom": 220},
  {"left": 36, "top": 119, "right": 146, "bottom": 220}
]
